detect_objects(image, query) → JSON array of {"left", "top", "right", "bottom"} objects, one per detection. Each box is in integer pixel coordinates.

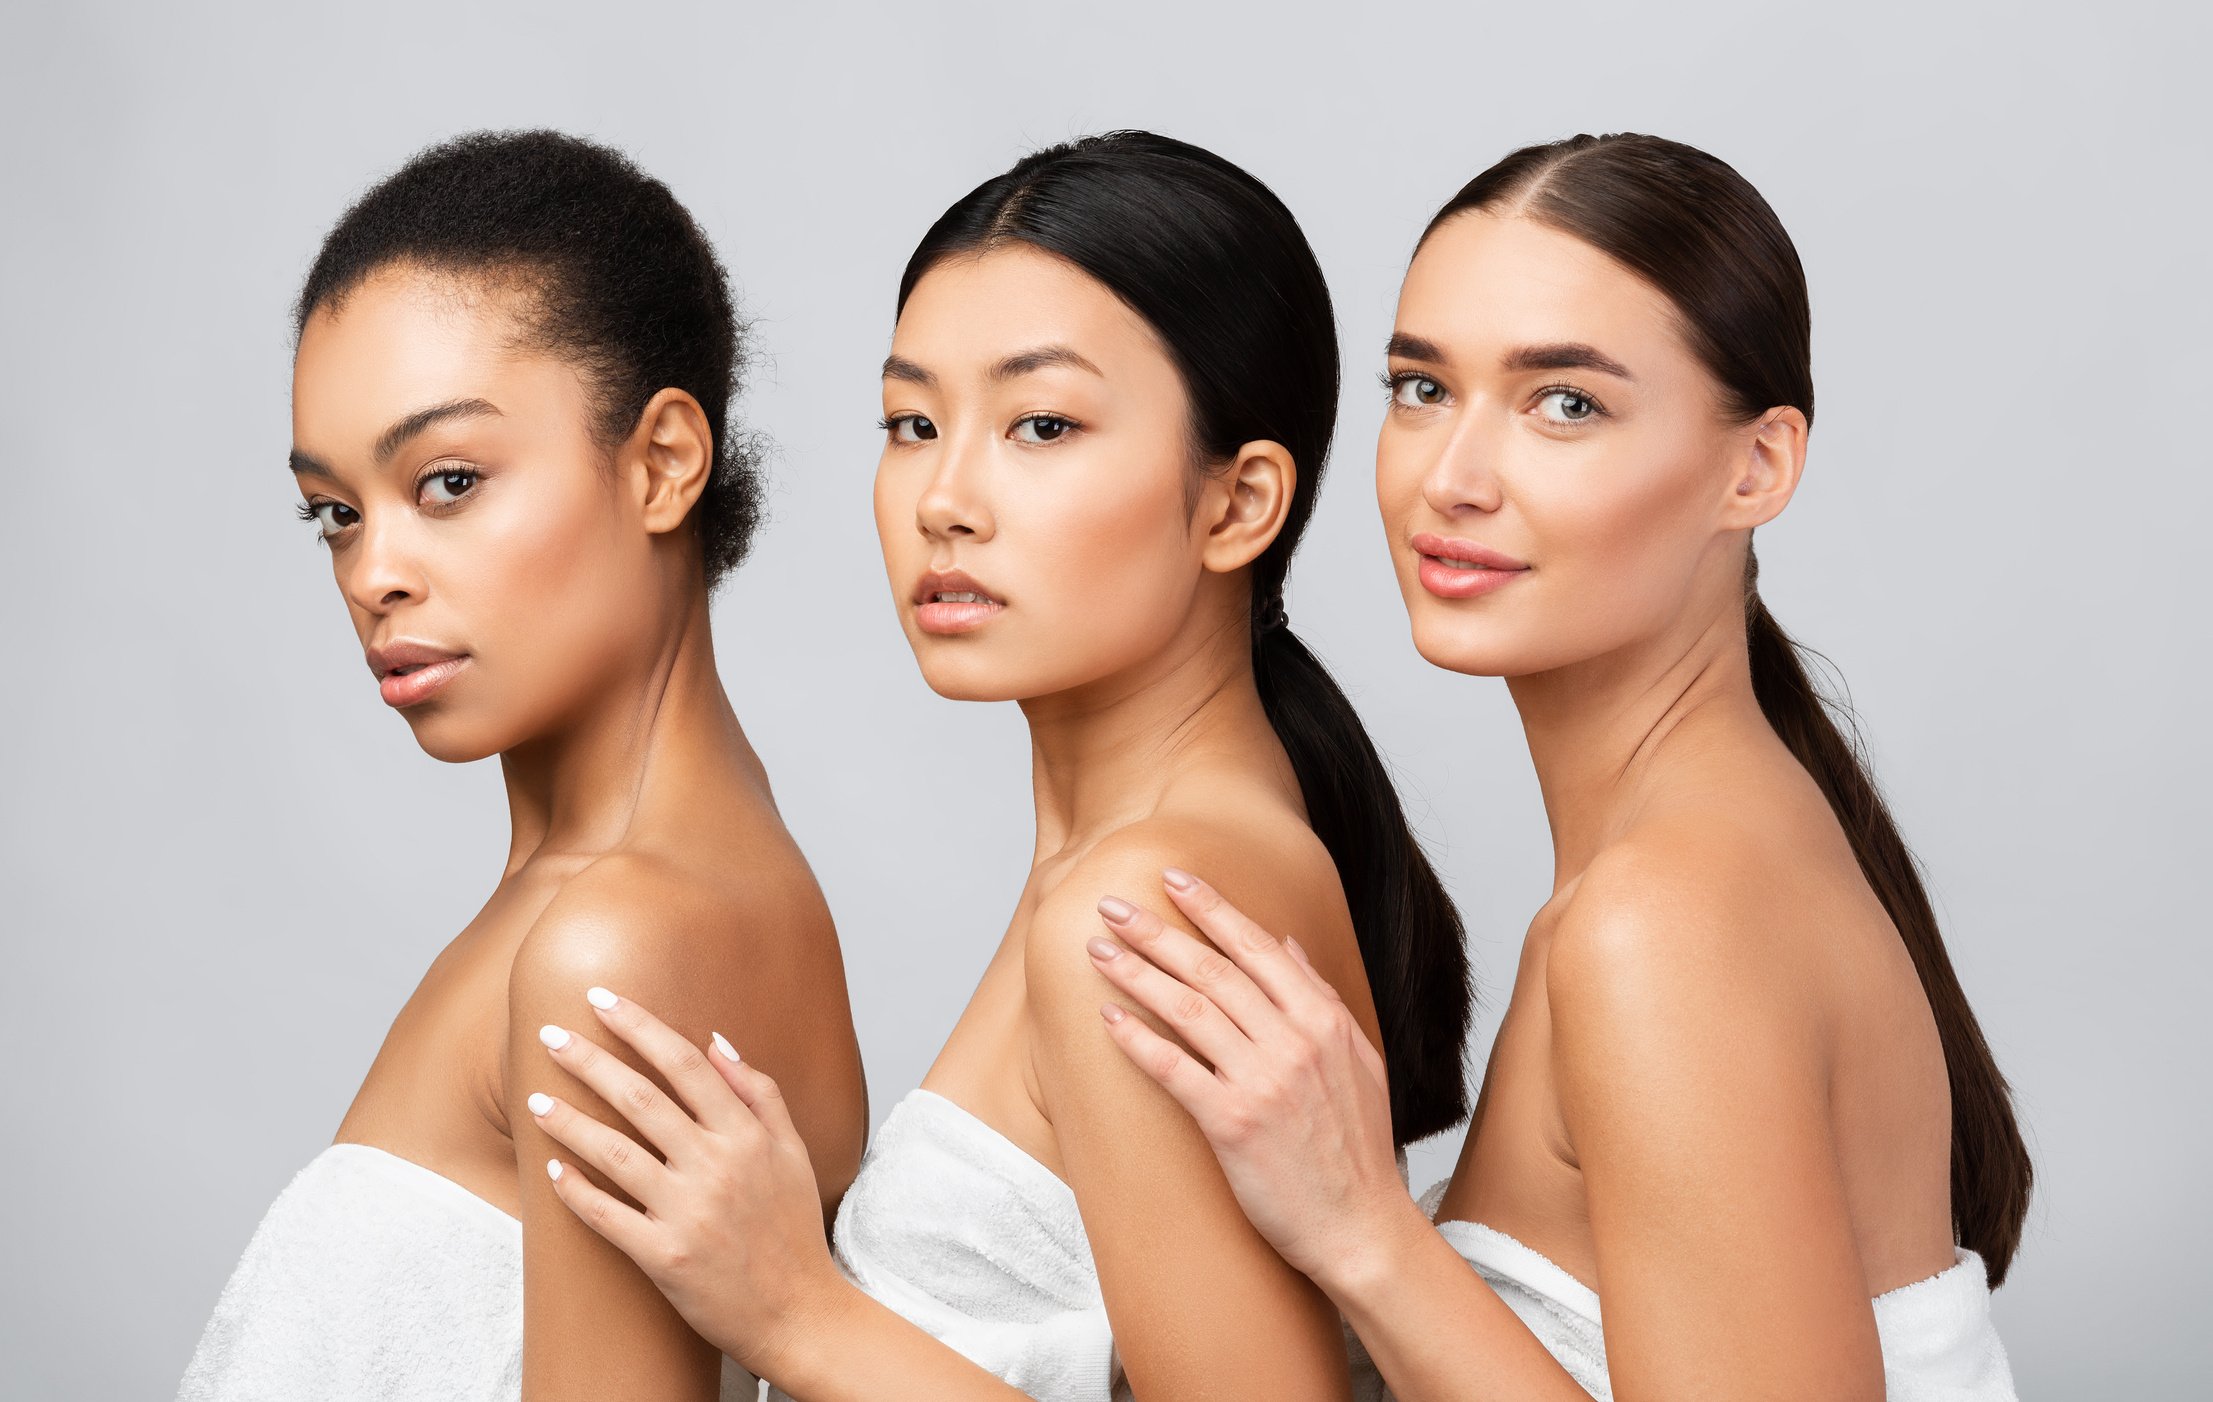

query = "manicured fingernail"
[
  {"left": 1097, "top": 895, "right": 1137, "bottom": 923},
  {"left": 1100, "top": 1002, "right": 1127, "bottom": 1024},
  {"left": 546, "top": 1158, "right": 564, "bottom": 1181},
  {"left": 711, "top": 1031, "right": 739, "bottom": 1062},
  {"left": 527, "top": 1092, "right": 554, "bottom": 1116},
  {"left": 539, "top": 1024, "right": 571, "bottom": 1050},
  {"left": 1162, "top": 868, "right": 1197, "bottom": 891},
  {"left": 1087, "top": 936, "right": 1122, "bottom": 961},
  {"left": 1286, "top": 935, "right": 1309, "bottom": 963},
  {"left": 586, "top": 986, "right": 618, "bottom": 1011}
]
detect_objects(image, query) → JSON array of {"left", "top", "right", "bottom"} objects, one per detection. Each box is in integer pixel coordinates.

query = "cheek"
[{"left": 468, "top": 471, "right": 639, "bottom": 705}]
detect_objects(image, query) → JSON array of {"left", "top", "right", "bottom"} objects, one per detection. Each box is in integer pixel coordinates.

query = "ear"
[
  {"left": 1719, "top": 406, "right": 1808, "bottom": 531},
  {"left": 1197, "top": 439, "right": 1296, "bottom": 575},
  {"left": 621, "top": 387, "right": 716, "bottom": 536}
]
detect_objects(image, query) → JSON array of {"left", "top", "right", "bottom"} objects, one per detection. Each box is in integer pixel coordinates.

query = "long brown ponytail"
[{"left": 1424, "top": 134, "right": 2031, "bottom": 1283}]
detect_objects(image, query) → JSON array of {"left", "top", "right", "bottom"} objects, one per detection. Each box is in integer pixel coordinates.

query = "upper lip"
[
  {"left": 1410, "top": 532, "right": 1529, "bottom": 571},
  {"left": 366, "top": 639, "right": 466, "bottom": 678},
  {"left": 913, "top": 568, "right": 1003, "bottom": 606}
]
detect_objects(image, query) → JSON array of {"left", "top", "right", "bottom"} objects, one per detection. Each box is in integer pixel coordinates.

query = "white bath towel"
[
  {"left": 769, "top": 1089, "right": 1381, "bottom": 1401},
  {"left": 176, "top": 1141, "right": 762, "bottom": 1402},
  {"left": 1400, "top": 1180, "right": 2018, "bottom": 1401}
]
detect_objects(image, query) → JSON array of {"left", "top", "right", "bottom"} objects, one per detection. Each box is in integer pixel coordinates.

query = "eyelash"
[
  {"left": 875, "top": 413, "right": 1084, "bottom": 442},
  {"left": 1379, "top": 370, "right": 1611, "bottom": 424},
  {"left": 293, "top": 463, "right": 481, "bottom": 545}
]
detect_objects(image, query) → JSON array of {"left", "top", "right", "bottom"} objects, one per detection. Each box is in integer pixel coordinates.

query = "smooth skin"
[
  {"left": 1086, "top": 210, "right": 1958, "bottom": 1401},
  {"left": 291, "top": 265, "right": 868, "bottom": 1402},
  {"left": 535, "top": 244, "right": 1386, "bottom": 1399}
]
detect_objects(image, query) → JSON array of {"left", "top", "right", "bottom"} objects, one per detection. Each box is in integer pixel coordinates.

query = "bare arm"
[
  {"left": 1091, "top": 871, "right": 1585, "bottom": 1402},
  {"left": 1544, "top": 861, "right": 1883, "bottom": 1400},
  {"left": 530, "top": 988, "right": 1028, "bottom": 1399},
  {"left": 1028, "top": 835, "right": 1358, "bottom": 1400},
  {"left": 505, "top": 870, "right": 732, "bottom": 1402},
  {"left": 1090, "top": 863, "right": 1889, "bottom": 1402}
]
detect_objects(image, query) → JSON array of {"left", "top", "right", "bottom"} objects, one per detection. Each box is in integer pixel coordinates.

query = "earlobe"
[
  {"left": 630, "top": 388, "right": 715, "bottom": 535},
  {"left": 1200, "top": 440, "right": 1296, "bottom": 575}
]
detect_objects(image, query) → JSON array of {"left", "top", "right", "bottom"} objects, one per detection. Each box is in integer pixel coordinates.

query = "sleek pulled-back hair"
[
  {"left": 1426, "top": 133, "right": 2032, "bottom": 1282},
  {"left": 295, "top": 129, "right": 763, "bottom": 587},
  {"left": 900, "top": 130, "right": 1473, "bottom": 1146}
]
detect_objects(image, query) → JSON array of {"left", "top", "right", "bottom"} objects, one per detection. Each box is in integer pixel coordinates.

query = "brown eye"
[
  {"left": 421, "top": 469, "right": 479, "bottom": 505},
  {"left": 301, "top": 500, "right": 359, "bottom": 538},
  {"left": 888, "top": 414, "right": 937, "bottom": 443},
  {"left": 1012, "top": 414, "right": 1073, "bottom": 444}
]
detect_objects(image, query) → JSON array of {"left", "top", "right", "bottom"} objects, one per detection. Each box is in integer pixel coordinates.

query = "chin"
[
  {"left": 398, "top": 711, "right": 508, "bottom": 765},
  {"left": 1407, "top": 618, "right": 1532, "bottom": 679}
]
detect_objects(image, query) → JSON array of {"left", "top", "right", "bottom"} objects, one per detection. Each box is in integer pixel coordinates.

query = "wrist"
[
  {"left": 1311, "top": 1187, "right": 1433, "bottom": 1306},
  {"left": 752, "top": 1265, "right": 861, "bottom": 1393}
]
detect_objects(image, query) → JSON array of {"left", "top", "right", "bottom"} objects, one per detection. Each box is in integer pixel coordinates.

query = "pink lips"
[
  {"left": 1410, "top": 532, "right": 1530, "bottom": 600},
  {"left": 912, "top": 568, "right": 1005, "bottom": 636},
  {"left": 366, "top": 640, "right": 471, "bottom": 709}
]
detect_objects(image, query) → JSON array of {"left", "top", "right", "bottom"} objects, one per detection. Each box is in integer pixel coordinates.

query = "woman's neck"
[
  {"left": 1020, "top": 609, "right": 1285, "bottom": 865},
  {"left": 496, "top": 584, "right": 755, "bottom": 872},
  {"left": 1507, "top": 600, "right": 1772, "bottom": 891}
]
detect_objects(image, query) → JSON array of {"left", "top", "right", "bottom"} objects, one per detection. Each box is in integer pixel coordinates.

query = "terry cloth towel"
[
  {"left": 768, "top": 1088, "right": 1383, "bottom": 1402},
  {"left": 176, "top": 1141, "right": 762, "bottom": 1402},
  {"left": 1399, "top": 1180, "right": 2018, "bottom": 1401}
]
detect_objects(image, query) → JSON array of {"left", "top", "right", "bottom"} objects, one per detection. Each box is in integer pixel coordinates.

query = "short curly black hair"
[{"left": 295, "top": 129, "right": 763, "bottom": 587}]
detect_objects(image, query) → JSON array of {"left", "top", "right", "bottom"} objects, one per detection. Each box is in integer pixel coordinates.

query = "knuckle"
[
  {"left": 1218, "top": 1103, "right": 1258, "bottom": 1145},
  {"left": 622, "top": 1080, "right": 660, "bottom": 1115},
  {"left": 1238, "top": 922, "right": 1277, "bottom": 953},
  {"left": 1147, "top": 1045, "right": 1184, "bottom": 1083},
  {"left": 584, "top": 1195, "right": 613, "bottom": 1230},
  {"left": 1171, "top": 990, "right": 1211, "bottom": 1025},
  {"left": 605, "top": 1137, "right": 634, "bottom": 1171},
  {"left": 1192, "top": 950, "right": 1233, "bottom": 985},
  {"left": 670, "top": 1044, "right": 710, "bottom": 1080}
]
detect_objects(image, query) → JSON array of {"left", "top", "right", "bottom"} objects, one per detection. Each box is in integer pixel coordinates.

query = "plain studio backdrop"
[{"left": 3, "top": 2, "right": 2205, "bottom": 1395}]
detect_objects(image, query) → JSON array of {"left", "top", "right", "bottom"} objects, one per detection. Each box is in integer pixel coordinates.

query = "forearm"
[
  {"left": 760, "top": 1279, "right": 1029, "bottom": 1402},
  {"left": 1318, "top": 1201, "right": 1590, "bottom": 1402}
]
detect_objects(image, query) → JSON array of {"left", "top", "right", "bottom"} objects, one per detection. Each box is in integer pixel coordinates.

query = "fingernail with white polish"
[
  {"left": 539, "top": 1024, "right": 571, "bottom": 1050},
  {"left": 711, "top": 1031, "right": 739, "bottom": 1063},
  {"left": 527, "top": 1092, "right": 554, "bottom": 1117},
  {"left": 546, "top": 1158, "right": 563, "bottom": 1181},
  {"left": 586, "top": 986, "right": 618, "bottom": 1011}
]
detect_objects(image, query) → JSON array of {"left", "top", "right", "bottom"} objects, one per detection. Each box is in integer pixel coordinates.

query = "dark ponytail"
[
  {"left": 1426, "top": 133, "right": 2031, "bottom": 1281},
  {"left": 900, "top": 131, "right": 1472, "bottom": 1145}
]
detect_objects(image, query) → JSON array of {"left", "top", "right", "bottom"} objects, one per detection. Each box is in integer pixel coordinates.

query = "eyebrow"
[
  {"left": 988, "top": 345, "right": 1102, "bottom": 381},
  {"left": 882, "top": 354, "right": 935, "bottom": 387},
  {"left": 290, "top": 396, "right": 504, "bottom": 480},
  {"left": 880, "top": 345, "right": 1105, "bottom": 389},
  {"left": 1502, "top": 342, "right": 1635, "bottom": 381},
  {"left": 1384, "top": 334, "right": 1636, "bottom": 383}
]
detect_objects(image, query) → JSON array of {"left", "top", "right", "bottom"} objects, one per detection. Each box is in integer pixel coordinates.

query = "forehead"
[
  {"left": 891, "top": 243, "right": 1164, "bottom": 370},
  {"left": 292, "top": 266, "right": 577, "bottom": 455},
  {"left": 1398, "top": 211, "right": 1686, "bottom": 363}
]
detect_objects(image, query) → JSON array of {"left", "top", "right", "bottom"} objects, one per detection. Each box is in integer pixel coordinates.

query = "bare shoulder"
[
  {"left": 1544, "top": 814, "right": 1824, "bottom": 1069},
  {"left": 509, "top": 847, "right": 865, "bottom": 1183},
  {"left": 511, "top": 851, "right": 762, "bottom": 1003},
  {"left": 1025, "top": 803, "right": 1350, "bottom": 1010}
]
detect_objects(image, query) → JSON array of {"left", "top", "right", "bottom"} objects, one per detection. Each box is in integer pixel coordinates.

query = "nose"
[
  {"left": 913, "top": 431, "right": 994, "bottom": 541},
  {"left": 338, "top": 514, "right": 426, "bottom": 616},
  {"left": 1422, "top": 418, "right": 1505, "bottom": 518}
]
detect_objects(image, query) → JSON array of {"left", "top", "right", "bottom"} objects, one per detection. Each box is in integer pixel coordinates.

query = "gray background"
[{"left": 3, "top": 2, "right": 2205, "bottom": 1396}]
